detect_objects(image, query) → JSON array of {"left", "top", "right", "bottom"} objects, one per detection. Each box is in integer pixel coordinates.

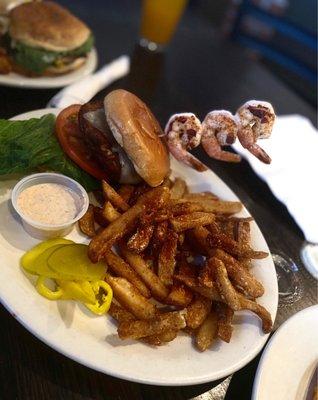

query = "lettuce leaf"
[
  {"left": 0, "top": 114, "right": 99, "bottom": 192},
  {"left": 11, "top": 34, "right": 94, "bottom": 74}
]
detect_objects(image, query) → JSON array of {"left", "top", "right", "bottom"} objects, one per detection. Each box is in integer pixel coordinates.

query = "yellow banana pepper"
[{"left": 85, "top": 281, "right": 113, "bottom": 315}]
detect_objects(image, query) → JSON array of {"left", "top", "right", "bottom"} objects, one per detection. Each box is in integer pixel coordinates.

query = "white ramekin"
[{"left": 11, "top": 172, "right": 89, "bottom": 239}]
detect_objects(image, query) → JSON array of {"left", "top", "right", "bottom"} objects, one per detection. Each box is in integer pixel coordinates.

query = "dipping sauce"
[{"left": 17, "top": 183, "right": 78, "bottom": 225}]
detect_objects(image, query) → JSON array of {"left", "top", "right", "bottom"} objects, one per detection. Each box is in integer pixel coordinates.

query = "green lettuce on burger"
[{"left": 8, "top": 1, "right": 94, "bottom": 75}]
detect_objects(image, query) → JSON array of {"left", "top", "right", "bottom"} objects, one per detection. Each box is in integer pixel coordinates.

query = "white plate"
[
  {"left": 0, "top": 108, "right": 278, "bottom": 386},
  {"left": 252, "top": 305, "right": 318, "bottom": 400},
  {"left": 0, "top": 49, "right": 97, "bottom": 89}
]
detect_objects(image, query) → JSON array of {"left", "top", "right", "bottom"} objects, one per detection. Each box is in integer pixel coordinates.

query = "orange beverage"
[{"left": 140, "top": 0, "right": 188, "bottom": 48}]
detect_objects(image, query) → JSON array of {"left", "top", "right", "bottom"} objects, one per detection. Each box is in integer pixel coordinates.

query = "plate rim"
[
  {"left": 252, "top": 304, "right": 318, "bottom": 399},
  {"left": 0, "top": 108, "right": 279, "bottom": 386},
  {"left": 0, "top": 48, "right": 98, "bottom": 89}
]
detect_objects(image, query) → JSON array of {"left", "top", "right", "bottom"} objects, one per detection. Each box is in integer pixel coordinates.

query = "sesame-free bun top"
[
  {"left": 104, "top": 90, "right": 170, "bottom": 187},
  {"left": 9, "top": 1, "right": 91, "bottom": 52}
]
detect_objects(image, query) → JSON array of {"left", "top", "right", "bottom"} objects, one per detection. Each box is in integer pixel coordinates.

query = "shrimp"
[
  {"left": 201, "top": 111, "right": 241, "bottom": 163},
  {"left": 164, "top": 113, "right": 207, "bottom": 172},
  {"left": 236, "top": 100, "right": 275, "bottom": 164}
]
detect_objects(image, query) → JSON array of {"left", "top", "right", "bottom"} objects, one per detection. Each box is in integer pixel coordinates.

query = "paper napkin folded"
[
  {"left": 232, "top": 115, "right": 318, "bottom": 244},
  {"left": 47, "top": 55, "right": 130, "bottom": 108}
]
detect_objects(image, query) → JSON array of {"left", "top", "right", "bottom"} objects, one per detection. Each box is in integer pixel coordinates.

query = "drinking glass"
[{"left": 140, "top": 0, "right": 188, "bottom": 51}]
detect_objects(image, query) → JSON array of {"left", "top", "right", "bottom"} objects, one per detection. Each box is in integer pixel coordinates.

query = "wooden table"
[{"left": 0, "top": 1, "right": 316, "bottom": 399}]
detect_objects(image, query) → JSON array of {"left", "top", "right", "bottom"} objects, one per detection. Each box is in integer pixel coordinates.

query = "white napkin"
[
  {"left": 47, "top": 55, "right": 130, "bottom": 108},
  {"left": 232, "top": 115, "right": 318, "bottom": 244}
]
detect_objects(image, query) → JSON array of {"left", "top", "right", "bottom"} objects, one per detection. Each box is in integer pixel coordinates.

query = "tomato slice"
[{"left": 55, "top": 105, "right": 109, "bottom": 181}]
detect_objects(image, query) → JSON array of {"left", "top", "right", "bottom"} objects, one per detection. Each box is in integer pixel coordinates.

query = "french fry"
[
  {"left": 236, "top": 220, "right": 252, "bottom": 268},
  {"left": 109, "top": 303, "right": 177, "bottom": 346},
  {"left": 213, "top": 249, "right": 264, "bottom": 298},
  {"left": 93, "top": 206, "right": 108, "bottom": 227},
  {"left": 177, "top": 198, "right": 242, "bottom": 214},
  {"left": 186, "top": 226, "right": 212, "bottom": 255},
  {"left": 170, "top": 212, "right": 215, "bottom": 232},
  {"left": 174, "top": 273, "right": 221, "bottom": 301},
  {"left": 108, "top": 302, "right": 135, "bottom": 322},
  {"left": 237, "top": 293, "right": 273, "bottom": 333},
  {"left": 117, "top": 311, "right": 186, "bottom": 340},
  {"left": 195, "top": 310, "right": 218, "bottom": 351},
  {"left": 89, "top": 187, "right": 170, "bottom": 262},
  {"left": 165, "top": 282, "right": 193, "bottom": 307},
  {"left": 213, "top": 257, "right": 240, "bottom": 311},
  {"left": 158, "top": 229, "right": 178, "bottom": 286},
  {"left": 207, "top": 232, "right": 268, "bottom": 259},
  {"left": 104, "top": 250, "right": 151, "bottom": 298},
  {"left": 183, "top": 192, "right": 219, "bottom": 202},
  {"left": 198, "top": 260, "right": 215, "bottom": 288},
  {"left": 215, "top": 302, "right": 234, "bottom": 343},
  {"left": 105, "top": 274, "right": 157, "bottom": 320},
  {"left": 78, "top": 204, "right": 96, "bottom": 237},
  {"left": 120, "top": 244, "right": 169, "bottom": 301},
  {"left": 117, "top": 184, "right": 135, "bottom": 203},
  {"left": 127, "top": 224, "right": 155, "bottom": 253},
  {"left": 185, "top": 294, "right": 212, "bottom": 329},
  {"left": 170, "top": 177, "right": 187, "bottom": 200},
  {"left": 102, "top": 201, "right": 121, "bottom": 223},
  {"left": 102, "top": 180, "right": 129, "bottom": 211}
]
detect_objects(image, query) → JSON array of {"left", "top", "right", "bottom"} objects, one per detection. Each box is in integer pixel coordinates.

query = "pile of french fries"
[{"left": 79, "top": 176, "right": 273, "bottom": 351}]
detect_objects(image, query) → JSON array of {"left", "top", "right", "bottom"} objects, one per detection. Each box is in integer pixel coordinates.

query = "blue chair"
[{"left": 229, "top": 0, "right": 317, "bottom": 89}]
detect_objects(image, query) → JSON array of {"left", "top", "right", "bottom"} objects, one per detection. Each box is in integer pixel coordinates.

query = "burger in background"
[{"left": 0, "top": 1, "right": 94, "bottom": 76}]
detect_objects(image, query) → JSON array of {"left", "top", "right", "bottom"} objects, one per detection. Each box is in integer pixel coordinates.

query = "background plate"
[
  {"left": 0, "top": 108, "right": 278, "bottom": 386},
  {"left": 252, "top": 305, "right": 318, "bottom": 400},
  {"left": 0, "top": 49, "right": 97, "bottom": 89}
]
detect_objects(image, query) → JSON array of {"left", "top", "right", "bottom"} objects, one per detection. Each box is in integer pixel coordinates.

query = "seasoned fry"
[
  {"left": 170, "top": 177, "right": 187, "bottom": 200},
  {"left": 120, "top": 244, "right": 169, "bottom": 301},
  {"left": 170, "top": 212, "right": 215, "bottom": 232},
  {"left": 177, "top": 198, "right": 242, "bottom": 214},
  {"left": 89, "top": 187, "right": 170, "bottom": 262},
  {"left": 127, "top": 224, "right": 154, "bottom": 253},
  {"left": 215, "top": 302, "right": 234, "bottom": 343},
  {"left": 89, "top": 204, "right": 142, "bottom": 262},
  {"left": 102, "top": 201, "right": 121, "bottom": 223},
  {"left": 174, "top": 273, "right": 221, "bottom": 301},
  {"left": 93, "top": 206, "right": 108, "bottom": 227},
  {"left": 153, "top": 221, "right": 169, "bottom": 244},
  {"left": 78, "top": 204, "right": 96, "bottom": 237},
  {"left": 183, "top": 192, "right": 218, "bottom": 202},
  {"left": 185, "top": 295, "right": 212, "bottom": 329},
  {"left": 118, "top": 311, "right": 186, "bottom": 340},
  {"left": 213, "top": 257, "right": 240, "bottom": 311},
  {"left": 198, "top": 260, "right": 215, "bottom": 288},
  {"left": 128, "top": 183, "right": 151, "bottom": 205},
  {"left": 207, "top": 233, "right": 268, "bottom": 259},
  {"left": 117, "top": 184, "right": 135, "bottom": 203},
  {"left": 109, "top": 303, "right": 177, "bottom": 346},
  {"left": 108, "top": 302, "right": 135, "bottom": 322},
  {"left": 195, "top": 311, "right": 218, "bottom": 351},
  {"left": 102, "top": 180, "right": 129, "bottom": 211},
  {"left": 165, "top": 282, "right": 193, "bottom": 307},
  {"left": 236, "top": 220, "right": 252, "bottom": 268},
  {"left": 104, "top": 250, "right": 151, "bottom": 298},
  {"left": 158, "top": 229, "right": 178, "bottom": 286},
  {"left": 237, "top": 293, "right": 273, "bottom": 333},
  {"left": 186, "top": 226, "right": 212, "bottom": 255},
  {"left": 213, "top": 249, "right": 264, "bottom": 298},
  {"left": 105, "top": 274, "right": 157, "bottom": 320}
]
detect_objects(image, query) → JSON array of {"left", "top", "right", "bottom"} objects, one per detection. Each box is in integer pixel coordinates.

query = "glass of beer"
[{"left": 140, "top": 0, "right": 188, "bottom": 51}]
